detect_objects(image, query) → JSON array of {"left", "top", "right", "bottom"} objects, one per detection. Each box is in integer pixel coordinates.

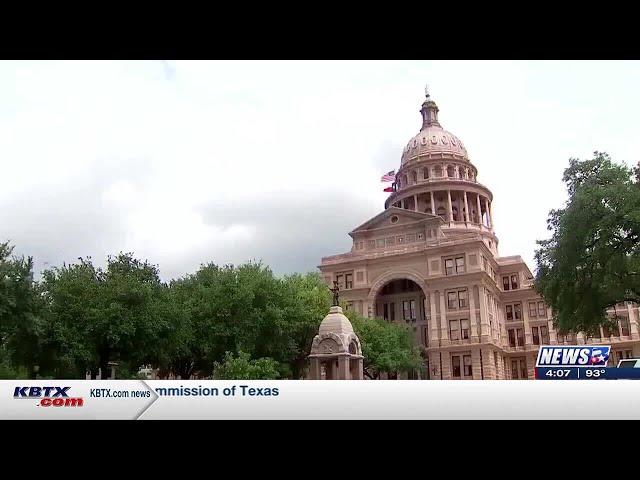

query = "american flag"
[{"left": 380, "top": 170, "right": 396, "bottom": 182}]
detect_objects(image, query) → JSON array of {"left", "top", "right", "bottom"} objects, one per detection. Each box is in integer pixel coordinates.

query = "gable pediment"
[{"left": 349, "top": 207, "right": 441, "bottom": 236}]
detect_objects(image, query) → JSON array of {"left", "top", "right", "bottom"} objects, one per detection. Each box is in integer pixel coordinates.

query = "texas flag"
[
  {"left": 590, "top": 348, "right": 610, "bottom": 366},
  {"left": 383, "top": 186, "right": 394, "bottom": 192}
]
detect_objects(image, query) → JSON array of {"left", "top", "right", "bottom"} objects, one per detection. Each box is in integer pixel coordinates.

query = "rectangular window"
[
  {"left": 540, "top": 325, "right": 549, "bottom": 344},
  {"left": 367, "top": 240, "right": 376, "bottom": 249},
  {"left": 521, "top": 360, "right": 527, "bottom": 379},
  {"left": 506, "top": 305, "right": 513, "bottom": 321},
  {"left": 557, "top": 333, "right": 565, "bottom": 344},
  {"left": 517, "top": 328, "right": 524, "bottom": 347},
  {"left": 460, "top": 319, "right": 470, "bottom": 340},
  {"left": 383, "top": 303, "right": 389, "bottom": 321},
  {"left": 529, "top": 302, "right": 537, "bottom": 318},
  {"left": 345, "top": 273, "right": 353, "bottom": 289},
  {"left": 445, "top": 259, "right": 454, "bottom": 275},
  {"left": 463, "top": 355, "right": 472, "bottom": 377},
  {"left": 455, "top": 257, "right": 465, "bottom": 273},
  {"left": 410, "top": 300, "right": 416, "bottom": 321},
  {"left": 503, "top": 276, "right": 510, "bottom": 291},
  {"left": 376, "top": 239, "right": 385, "bottom": 248},
  {"left": 532, "top": 327, "right": 540, "bottom": 345},
  {"left": 458, "top": 290, "right": 468, "bottom": 308},
  {"left": 508, "top": 329, "right": 516, "bottom": 347},
  {"left": 511, "top": 274, "right": 519, "bottom": 290},
  {"left": 336, "top": 274, "right": 344, "bottom": 289},
  {"left": 537, "top": 301, "right": 546, "bottom": 317},
  {"left": 447, "top": 291, "right": 458, "bottom": 310},
  {"left": 422, "top": 326, "right": 428, "bottom": 345},
  {"left": 449, "top": 320, "right": 460, "bottom": 340},
  {"left": 620, "top": 317, "right": 631, "bottom": 336},
  {"left": 402, "top": 301, "right": 412, "bottom": 321},
  {"left": 452, "top": 356, "right": 461, "bottom": 378},
  {"left": 514, "top": 303, "right": 522, "bottom": 320},
  {"left": 511, "top": 360, "right": 519, "bottom": 379},
  {"left": 390, "top": 302, "right": 395, "bottom": 321}
]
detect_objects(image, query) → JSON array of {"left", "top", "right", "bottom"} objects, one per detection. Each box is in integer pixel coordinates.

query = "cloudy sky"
[{"left": 1, "top": 60, "right": 639, "bottom": 280}]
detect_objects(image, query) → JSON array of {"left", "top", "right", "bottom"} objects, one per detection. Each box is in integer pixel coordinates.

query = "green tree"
[
  {"left": 0, "top": 241, "right": 45, "bottom": 376},
  {"left": 535, "top": 152, "right": 640, "bottom": 335},
  {"left": 212, "top": 351, "right": 280, "bottom": 380},
  {"left": 40, "top": 253, "right": 168, "bottom": 378},
  {"left": 346, "top": 309, "right": 423, "bottom": 379}
]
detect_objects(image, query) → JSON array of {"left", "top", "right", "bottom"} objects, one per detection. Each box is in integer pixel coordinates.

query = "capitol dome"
[{"left": 400, "top": 96, "right": 469, "bottom": 165}]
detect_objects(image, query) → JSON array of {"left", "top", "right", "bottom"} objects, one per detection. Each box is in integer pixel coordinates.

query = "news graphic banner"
[
  {"left": 2, "top": 378, "right": 640, "bottom": 419},
  {"left": 534, "top": 344, "right": 640, "bottom": 380}
]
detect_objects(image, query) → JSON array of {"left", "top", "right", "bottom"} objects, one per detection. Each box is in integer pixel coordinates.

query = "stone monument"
[{"left": 308, "top": 282, "right": 364, "bottom": 380}]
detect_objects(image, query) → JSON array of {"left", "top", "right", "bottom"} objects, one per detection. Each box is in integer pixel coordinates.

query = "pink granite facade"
[{"left": 318, "top": 92, "right": 640, "bottom": 380}]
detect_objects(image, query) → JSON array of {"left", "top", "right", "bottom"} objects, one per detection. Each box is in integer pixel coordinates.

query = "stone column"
[
  {"left": 463, "top": 191, "right": 470, "bottom": 222},
  {"left": 488, "top": 201, "right": 494, "bottom": 229},
  {"left": 471, "top": 348, "right": 482, "bottom": 380},
  {"left": 429, "top": 291, "right": 439, "bottom": 347},
  {"left": 468, "top": 284, "right": 479, "bottom": 342},
  {"left": 526, "top": 356, "right": 536, "bottom": 380},
  {"left": 495, "top": 352, "right": 505, "bottom": 379},
  {"left": 478, "top": 285, "right": 490, "bottom": 341},
  {"left": 482, "top": 348, "right": 496, "bottom": 379},
  {"left": 442, "top": 164, "right": 447, "bottom": 177},
  {"left": 356, "top": 358, "right": 364, "bottom": 380},
  {"left": 476, "top": 194, "right": 482, "bottom": 224},
  {"left": 522, "top": 301, "right": 532, "bottom": 345},
  {"left": 439, "top": 291, "right": 450, "bottom": 346},
  {"left": 547, "top": 318, "right": 557, "bottom": 344},
  {"left": 447, "top": 190, "right": 453, "bottom": 222},
  {"left": 309, "top": 357, "right": 321, "bottom": 379},
  {"left": 338, "top": 356, "right": 350, "bottom": 380},
  {"left": 430, "top": 191, "right": 435, "bottom": 215},
  {"left": 484, "top": 197, "right": 491, "bottom": 228},
  {"left": 440, "top": 352, "right": 451, "bottom": 380},
  {"left": 627, "top": 302, "right": 640, "bottom": 340},
  {"left": 414, "top": 194, "right": 418, "bottom": 212}
]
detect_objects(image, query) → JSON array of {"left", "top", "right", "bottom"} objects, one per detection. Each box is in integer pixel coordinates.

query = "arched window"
[
  {"left": 447, "top": 165, "right": 455, "bottom": 178},
  {"left": 423, "top": 168, "right": 429, "bottom": 180},
  {"left": 411, "top": 171, "right": 417, "bottom": 184},
  {"left": 436, "top": 206, "right": 446, "bottom": 219},
  {"left": 452, "top": 206, "right": 459, "bottom": 221},
  {"left": 434, "top": 166, "right": 442, "bottom": 177},
  {"left": 403, "top": 175, "right": 408, "bottom": 186}
]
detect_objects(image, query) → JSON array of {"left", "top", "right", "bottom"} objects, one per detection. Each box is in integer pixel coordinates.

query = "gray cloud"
[{"left": 196, "top": 191, "right": 381, "bottom": 277}]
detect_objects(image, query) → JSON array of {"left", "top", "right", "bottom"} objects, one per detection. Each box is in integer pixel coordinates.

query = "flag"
[
  {"left": 381, "top": 170, "right": 396, "bottom": 182},
  {"left": 383, "top": 186, "right": 394, "bottom": 192}
]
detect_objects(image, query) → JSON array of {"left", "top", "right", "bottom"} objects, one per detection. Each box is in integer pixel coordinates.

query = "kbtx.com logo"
[
  {"left": 13, "top": 386, "right": 84, "bottom": 407},
  {"left": 536, "top": 345, "right": 611, "bottom": 367}
]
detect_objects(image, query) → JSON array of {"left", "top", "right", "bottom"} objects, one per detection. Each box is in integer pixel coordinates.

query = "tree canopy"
[
  {"left": 346, "top": 309, "right": 424, "bottom": 379},
  {"left": 0, "top": 241, "right": 424, "bottom": 380},
  {"left": 535, "top": 152, "right": 640, "bottom": 335}
]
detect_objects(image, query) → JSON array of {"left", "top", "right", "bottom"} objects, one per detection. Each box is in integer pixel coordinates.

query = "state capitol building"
[{"left": 318, "top": 90, "right": 640, "bottom": 380}]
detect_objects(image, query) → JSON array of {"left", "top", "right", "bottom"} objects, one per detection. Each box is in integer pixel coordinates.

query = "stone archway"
[
  {"left": 366, "top": 269, "right": 427, "bottom": 304},
  {"left": 366, "top": 269, "right": 430, "bottom": 379}
]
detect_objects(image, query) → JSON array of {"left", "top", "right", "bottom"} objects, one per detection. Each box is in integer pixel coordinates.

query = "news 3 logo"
[
  {"left": 536, "top": 345, "right": 611, "bottom": 367},
  {"left": 13, "top": 386, "right": 84, "bottom": 407}
]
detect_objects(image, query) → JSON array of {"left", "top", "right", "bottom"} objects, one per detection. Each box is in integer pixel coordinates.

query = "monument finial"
[{"left": 424, "top": 83, "right": 430, "bottom": 99}]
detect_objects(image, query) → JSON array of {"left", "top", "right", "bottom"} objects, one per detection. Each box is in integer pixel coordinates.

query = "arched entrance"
[{"left": 367, "top": 273, "right": 431, "bottom": 379}]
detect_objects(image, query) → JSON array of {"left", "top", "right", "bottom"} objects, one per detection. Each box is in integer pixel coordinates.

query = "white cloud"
[{"left": 1, "top": 61, "right": 639, "bottom": 280}]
